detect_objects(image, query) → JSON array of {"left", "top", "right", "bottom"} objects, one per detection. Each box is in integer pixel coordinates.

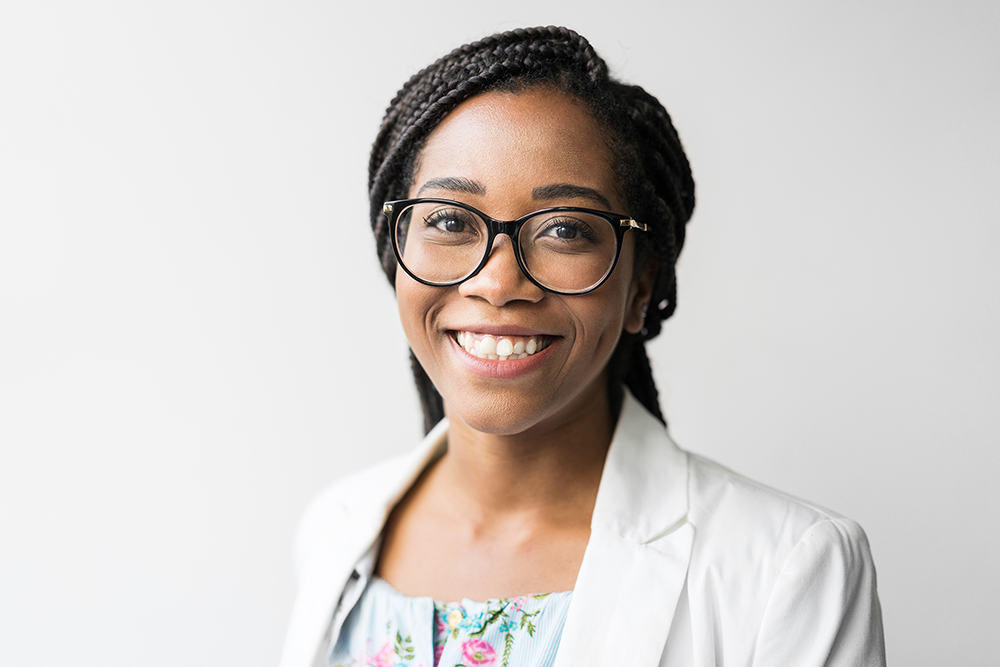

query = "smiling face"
[{"left": 396, "top": 87, "right": 653, "bottom": 436}]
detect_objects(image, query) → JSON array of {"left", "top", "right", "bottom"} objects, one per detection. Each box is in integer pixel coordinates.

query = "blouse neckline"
[{"left": 370, "top": 573, "right": 573, "bottom": 607}]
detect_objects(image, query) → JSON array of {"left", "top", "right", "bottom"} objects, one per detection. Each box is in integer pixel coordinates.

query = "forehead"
[{"left": 410, "top": 88, "right": 621, "bottom": 210}]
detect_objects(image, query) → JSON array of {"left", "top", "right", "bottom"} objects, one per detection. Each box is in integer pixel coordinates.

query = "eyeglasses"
[{"left": 383, "top": 199, "right": 647, "bottom": 295}]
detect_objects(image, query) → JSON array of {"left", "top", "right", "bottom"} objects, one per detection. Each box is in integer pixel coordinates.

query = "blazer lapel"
[
  {"left": 553, "top": 392, "right": 694, "bottom": 667},
  {"left": 279, "top": 421, "right": 449, "bottom": 667}
]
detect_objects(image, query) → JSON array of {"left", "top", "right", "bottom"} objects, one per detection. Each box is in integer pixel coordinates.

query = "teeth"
[
  {"left": 479, "top": 336, "right": 497, "bottom": 356},
  {"left": 496, "top": 339, "right": 514, "bottom": 356},
  {"left": 454, "top": 331, "right": 551, "bottom": 361}
]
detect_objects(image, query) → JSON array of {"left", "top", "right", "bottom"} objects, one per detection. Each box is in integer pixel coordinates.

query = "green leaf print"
[
  {"left": 518, "top": 606, "right": 539, "bottom": 637},
  {"left": 394, "top": 629, "right": 415, "bottom": 659},
  {"left": 501, "top": 631, "right": 515, "bottom": 667}
]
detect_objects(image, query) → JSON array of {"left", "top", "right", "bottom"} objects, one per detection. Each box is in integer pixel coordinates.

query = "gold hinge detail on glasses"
[
  {"left": 383, "top": 203, "right": 394, "bottom": 214},
  {"left": 619, "top": 219, "right": 648, "bottom": 232}
]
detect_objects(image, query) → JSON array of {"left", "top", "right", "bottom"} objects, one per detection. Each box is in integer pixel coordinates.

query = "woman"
[{"left": 281, "top": 26, "right": 885, "bottom": 667}]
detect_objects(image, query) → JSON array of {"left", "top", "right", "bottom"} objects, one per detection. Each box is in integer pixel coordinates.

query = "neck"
[{"left": 435, "top": 384, "right": 617, "bottom": 526}]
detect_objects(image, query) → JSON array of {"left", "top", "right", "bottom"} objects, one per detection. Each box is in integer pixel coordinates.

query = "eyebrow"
[
  {"left": 416, "top": 177, "right": 486, "bottom": 197},
  {"left": 532, "top": 184, "right": 613, "bottom": 210},
  {"left": 415, "top": 178, "right": 614, "bottom": 211}
]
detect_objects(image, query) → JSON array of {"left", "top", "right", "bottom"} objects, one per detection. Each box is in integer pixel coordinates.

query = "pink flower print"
[
  {"left": 461, "top": 638, "right": 497, "bottom": 666},
  {"left": 433, "top": 643, "right": 444, "bottom": 666},
  {"left": 372, "top": 641, "right": 393, "bottom": 667}
]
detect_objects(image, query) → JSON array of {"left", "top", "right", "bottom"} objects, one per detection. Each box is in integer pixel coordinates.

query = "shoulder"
[
  {"left": 685, "top": 451, "right": 873, "bottom": 575},
  {"left": 688, "top": 452, "right": 863, "bottom": 538},
  {"left": 292, "top": 453, "right": 419, "bottom": 580},
  {"left": 680, "top": 453, "right": 884, "bottom": 664},
  {"left": 293, "top": 418, "right": 450, "bottom": 579},
  {"left": 302, "top": 453, "right": 415, "bottom": 518}
]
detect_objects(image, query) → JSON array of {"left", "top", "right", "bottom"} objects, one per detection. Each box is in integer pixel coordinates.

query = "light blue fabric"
[{"left": 329, "top": 576, "right": 572, "bottom": 667}]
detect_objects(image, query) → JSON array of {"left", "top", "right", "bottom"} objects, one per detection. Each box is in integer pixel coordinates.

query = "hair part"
[{"left": 369, "top": 26, "right": 695, "bottom": 433}]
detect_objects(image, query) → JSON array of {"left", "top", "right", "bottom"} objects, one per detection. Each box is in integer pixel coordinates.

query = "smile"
[{"left": 452, "top": 331, "right": 554, "bottom": 361}]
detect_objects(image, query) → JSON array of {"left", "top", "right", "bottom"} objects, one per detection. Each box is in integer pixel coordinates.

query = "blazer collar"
[
  {"left": 591, "top": 390, "right": 690, "bottom": 542},
  {"left": 341, "top": 417, "right": 449, "bottom": 537},
  {"left": 553, "top": 390, "right": 694, "bottom": 666}
]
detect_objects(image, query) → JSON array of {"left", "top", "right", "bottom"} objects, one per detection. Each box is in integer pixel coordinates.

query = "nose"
[{"left": 458, "top": 234, "right": 544, "bottom": 306}]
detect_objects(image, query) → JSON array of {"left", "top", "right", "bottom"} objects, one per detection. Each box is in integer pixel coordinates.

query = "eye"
[
  {"left": 548, "top": 223, "right": 582, "bottom": 239},
  {"left": 537, "top": 217, "right": 597, "bottom": 242},
  {"left": 424, "top": 207, "right": 475, "bottom": 234}
]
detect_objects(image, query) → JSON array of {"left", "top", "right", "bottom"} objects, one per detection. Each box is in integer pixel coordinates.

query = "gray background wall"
[{"left": 2, "top": 1, "right": 997, "bottom": 664}]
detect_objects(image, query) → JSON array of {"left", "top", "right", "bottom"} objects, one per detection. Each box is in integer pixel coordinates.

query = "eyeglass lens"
[{"left": 394, "top": 202, "right": 619, "bottom": 293}]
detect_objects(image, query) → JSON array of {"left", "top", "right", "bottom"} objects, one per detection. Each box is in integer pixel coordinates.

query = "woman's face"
[{"left": 397, "top": 87, "right": 653, "bottom": 435}]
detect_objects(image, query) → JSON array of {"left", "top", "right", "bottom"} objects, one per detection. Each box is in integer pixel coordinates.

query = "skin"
[{"left": 376, "top": 87, "right": 655, "bottom": 602}]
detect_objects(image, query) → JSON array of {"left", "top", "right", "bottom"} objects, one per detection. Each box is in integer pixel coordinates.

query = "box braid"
[{"left": 368, "top": 26, "right": 695, "bottom": 433}]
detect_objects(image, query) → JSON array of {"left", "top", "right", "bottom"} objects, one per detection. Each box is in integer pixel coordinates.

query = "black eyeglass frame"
[{"left": 382, "top": 198, "right": 648, "bottom": 296}]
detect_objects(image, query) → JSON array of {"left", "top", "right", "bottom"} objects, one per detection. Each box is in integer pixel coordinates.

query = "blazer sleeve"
[{"left": 751, "top": 517, "right": 886, "bottom": 666}]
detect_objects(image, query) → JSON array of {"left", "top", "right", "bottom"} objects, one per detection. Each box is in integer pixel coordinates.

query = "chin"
[
  {"left": 442, "top": 379, "right": 609, "bottom": 437},
  {"left": 442, "top": 388, "right": 569, "bottom": 436}
]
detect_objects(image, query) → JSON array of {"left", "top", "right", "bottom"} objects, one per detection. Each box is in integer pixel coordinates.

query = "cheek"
[
  {"left": 395, "top": 277, "right": 429, "bottom": 340},
  {"left": 572, "top": 286, "right": 631, "bottom": 356},
  {"left": 573, "top": 260, "right": 640, "bottom": 355},
  {"left": 395, "top": 273, "right": 449, "bottom": 358}
]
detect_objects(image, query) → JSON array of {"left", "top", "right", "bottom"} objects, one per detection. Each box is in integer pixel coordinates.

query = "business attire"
[{"left": 281, "top": 391, "right": 885, "bottom": 667}]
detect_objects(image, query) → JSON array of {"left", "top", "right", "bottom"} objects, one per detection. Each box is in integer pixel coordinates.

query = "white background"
[{"left": 2, "top": 1, "right": 997, "bottom": 665}]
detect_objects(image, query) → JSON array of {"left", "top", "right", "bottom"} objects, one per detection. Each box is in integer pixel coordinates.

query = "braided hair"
[{"left": 368, "top": 26, "right": 695, "bottom": 433}]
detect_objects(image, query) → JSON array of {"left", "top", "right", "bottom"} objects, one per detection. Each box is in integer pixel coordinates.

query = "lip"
[{"left": 447, "top": 332, "right": 558, "bottom": 379}]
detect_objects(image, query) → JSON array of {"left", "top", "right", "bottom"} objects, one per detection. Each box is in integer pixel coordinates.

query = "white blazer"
[{"left": 280, "top": 392, "right": 885, "bottom": 666}]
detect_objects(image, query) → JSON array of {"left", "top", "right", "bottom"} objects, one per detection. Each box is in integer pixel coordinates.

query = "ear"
[{"left": 624, "top": 259, "right": 657, "bottom": 335}]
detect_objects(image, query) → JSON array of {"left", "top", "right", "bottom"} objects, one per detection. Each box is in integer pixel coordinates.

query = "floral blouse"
[{"left": 328, "top": 575, "right": 572, "bottom": 667}]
